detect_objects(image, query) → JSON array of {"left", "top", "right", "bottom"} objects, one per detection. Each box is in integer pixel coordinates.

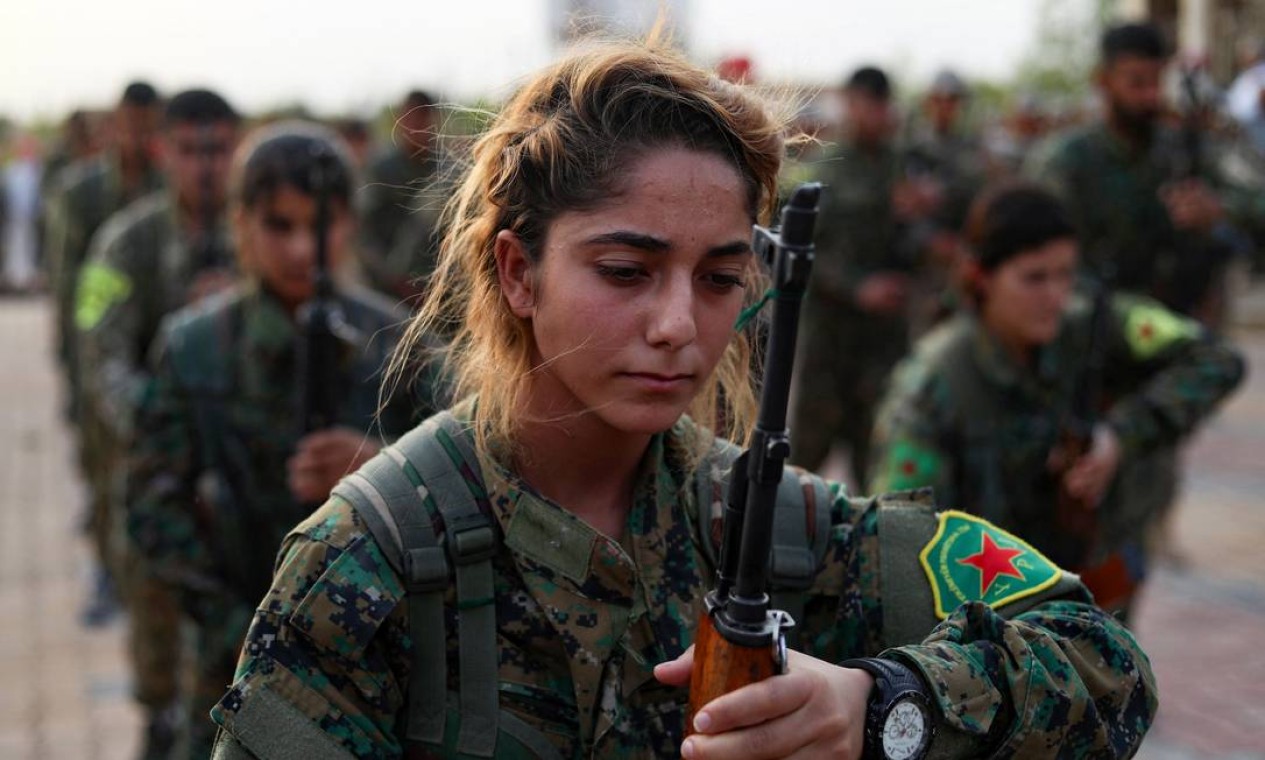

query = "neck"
[
  {"left": 1106, "top": 111, "right": 1154, "bottom": 151},
  {"left": 511, "top": 380, "right": 652, "bottom": 541},
  {"left": 980, "top": 311, "right": 1036, "bottom": 367}
]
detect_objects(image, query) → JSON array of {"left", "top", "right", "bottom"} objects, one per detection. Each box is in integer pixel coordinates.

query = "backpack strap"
[
  {"left": 332, "top": 441, "right": 449, "bottom": 746},
  {"left": 875, "top": 491, "right": 941, "bottom": 648},
  {"left": 392, "top": 412, "right": 498, "bottom": 758}
]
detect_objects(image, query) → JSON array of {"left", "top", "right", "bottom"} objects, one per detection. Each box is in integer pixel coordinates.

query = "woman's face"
[
  {"left": 235, "top": 184, "right": 354, "bottom": 311},
  {"left": 978, "top": 237, "right": 1078, "bottom": 350},
  {"left": 499, "top": 147, "right": 754, "bottom": 436}
]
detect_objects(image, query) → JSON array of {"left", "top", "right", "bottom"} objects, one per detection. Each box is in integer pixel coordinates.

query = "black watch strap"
[
  {"left": 840, "top": 657, "right": 933, "bottom": 760},
  {"left": 840, "top": 657, "right": 926, "bottom": 702}
]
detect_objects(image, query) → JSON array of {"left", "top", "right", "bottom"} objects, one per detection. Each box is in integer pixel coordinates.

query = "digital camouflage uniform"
[
  {"left": 870, "top": 295, "right": 1244, "bottom": 610},
  {"left": 128, "top": 283, "right": 435, "bottom": 758},
  {"left": 357, "top": 146, "right": 444, "bottom": 301},
  {"left": 1025, "top": 122, "right": 1242, "bottom": 316},
  {"left": 44, "top": 155, "right": 164, "bottom": 415},
  {"left": 898, "top": 127, "right": 988, "bottom": 337},
  {"left": 790, "top": 140, "right": 911, "bottom": 484},
  {"left": 75, "top": 189, "right": 234, "bottom": 729},
  {"left": 209, "top": 406, "right": 1157, "bottom": 759}
]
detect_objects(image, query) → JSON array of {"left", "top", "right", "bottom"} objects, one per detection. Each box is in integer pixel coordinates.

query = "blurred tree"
[{"left": 1015, "top": 0, "right": 1115, "bottom": 98}]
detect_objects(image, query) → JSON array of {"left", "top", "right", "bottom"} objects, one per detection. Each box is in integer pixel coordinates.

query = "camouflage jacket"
[
  {"left": 211, "top": 408, "right": 1156, "bottom": 759},
  {"left": 43, "top": 155, "right": 163, "bottom": 398},
  {"left": 870, "top": 294, "right": 1245, "bottom": 567},
  {"left": 75, "top": 190, "right": 233, "bottom": 442},
  {"left": 126, "top": 283, "right": 433, "bottom": 610},
  {"left": 1024, "top": 122, "right": 1234, "bottom": 303},
  {"left": 356, "top": 146, "right": 444, "bottom": 300}
]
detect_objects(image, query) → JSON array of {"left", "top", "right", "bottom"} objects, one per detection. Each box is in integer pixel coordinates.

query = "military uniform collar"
[
  {"left": 240, "top": 282, "right": 300, "bottom": 355},
  {"left": 967, "top": 313, "right": 1062, "bottom": 390}
]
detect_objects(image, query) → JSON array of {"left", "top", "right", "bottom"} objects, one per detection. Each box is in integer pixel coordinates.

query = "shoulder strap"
[
  {"left": 391, "top": 412, "right": 498, "bottom": 758},
  {"left": 875, "top": 492, "right": 941, "bottom": 648},
  {"left": 331, "top": 434, "right": 449, "bottom": 747}
]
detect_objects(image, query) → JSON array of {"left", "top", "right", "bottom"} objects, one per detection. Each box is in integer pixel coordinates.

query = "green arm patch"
[
  {"left": 878, "top": 438, "right": 943, "bottom": 491},
  {"left": 1123, "top": 302, "right": 1199, "bottom": 360},
  {"left": 919, "top": 510, "right": 1062, "bottom": 619},
  {"left": 75, "top": 262, "right": 133, "bottom": 331}
]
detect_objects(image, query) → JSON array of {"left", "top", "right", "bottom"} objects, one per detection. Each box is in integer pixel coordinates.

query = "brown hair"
[{"left": 388, "top": 39, "right": 787, "bottom": 457}]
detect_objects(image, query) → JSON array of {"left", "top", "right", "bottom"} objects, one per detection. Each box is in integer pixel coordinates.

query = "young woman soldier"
[
  {"left": 127, "top": 123, "right": 439, "bottom": 758},
  {"left": 210, "top": 45, "right": 1156, "bottom": 760},
  {"left": 871, "top": 183, "right": 1244, "bottom": 619}
]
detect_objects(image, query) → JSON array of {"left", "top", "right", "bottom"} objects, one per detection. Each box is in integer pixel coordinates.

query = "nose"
[{"left": 646, "top": 273, "right": 697, "bottom": 349}]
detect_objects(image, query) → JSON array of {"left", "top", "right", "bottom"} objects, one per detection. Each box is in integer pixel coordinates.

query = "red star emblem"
[
  {"left": 901, "top": 459, "right": 917, "bottom": 476},
  {"left": 1139, "top": 322, "right": 1154, "bottom": 341},
  {"left": 957, "top": 533, "right": 1026, "bottom": 596}
]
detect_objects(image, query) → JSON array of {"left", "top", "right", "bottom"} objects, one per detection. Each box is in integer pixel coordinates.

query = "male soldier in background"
[
  {"left": 1026, "top": 23, "right": 1232, "bottom": 321},
  {"left": 76, "top": 88, "right": 241, "bottom": 760},
  {"left": 44, "top": 82, "right": 164, "bottom": 625},
  {"left": 357, "top": 89, "right": 444, "bottom": 301},
  {"left": 790, "top": 66, "right": 934, "bottom": 486},
  {"left": 899, "top": 69, "right": 988, "bottom": 335}
]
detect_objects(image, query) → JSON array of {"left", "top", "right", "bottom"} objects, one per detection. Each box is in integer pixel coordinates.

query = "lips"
[{"left": 621, "top": 372, "right": 694, "bottom": 390}]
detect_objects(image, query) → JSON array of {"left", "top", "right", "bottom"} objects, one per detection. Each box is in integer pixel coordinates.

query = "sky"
[{"left": 1, "top": 0, "right": 1049, "bottom": 123}]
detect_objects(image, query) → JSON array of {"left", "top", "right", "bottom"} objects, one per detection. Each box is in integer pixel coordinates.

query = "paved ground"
[{"left": 0, "top": 293, "right": 1263, "bottom": 759}]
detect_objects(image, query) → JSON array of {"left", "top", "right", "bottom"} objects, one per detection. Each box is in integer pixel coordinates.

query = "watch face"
[{"left": 881, "top": 698, "right": 929, "bottom": 760}]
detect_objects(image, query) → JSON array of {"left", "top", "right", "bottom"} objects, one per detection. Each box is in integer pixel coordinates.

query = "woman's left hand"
[{"left": 655, "top": 646, "right": 873, "bottom": 759}]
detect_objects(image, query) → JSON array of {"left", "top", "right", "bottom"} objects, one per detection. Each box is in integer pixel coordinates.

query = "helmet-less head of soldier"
[
  {"left": 964, "top": 184, "right": 1078, "bottom": 356},
  {"left": 230, "top": 122, "right": 357, "bottom": 313},
  {"left": 395, "top": 40, "right": 784, "bottom": 457},
  {"left": 162, "top": 89, "right": 241, "bottom": 220},
  {"left": 1096, "top": 22, "right": 1168, "bottom": 141},
  {"left": 112, "top": 81, "right": 162, "bottom": 167},
  {"left": 841, "top": 66, "right": 894, "bottom": 147}
]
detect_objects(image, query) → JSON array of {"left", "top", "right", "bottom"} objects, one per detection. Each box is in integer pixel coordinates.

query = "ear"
[
  {"left": 959, "top": 256, "right": 988, "bottom": 305},
  {"left": 1092, "top": 64, "right": 1108, "bottom": 91},
  {"left": 494, "top": 229, "right": 536, "bottom": 318}
]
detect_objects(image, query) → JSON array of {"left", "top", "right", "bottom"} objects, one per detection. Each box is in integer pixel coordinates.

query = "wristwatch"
[{"left": 840, "top": 657, "right": 934, "bottom": 760}]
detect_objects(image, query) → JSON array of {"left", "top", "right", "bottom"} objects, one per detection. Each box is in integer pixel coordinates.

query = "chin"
[{"left": 598, "top": 399, "right": 691, "bottom": 436}]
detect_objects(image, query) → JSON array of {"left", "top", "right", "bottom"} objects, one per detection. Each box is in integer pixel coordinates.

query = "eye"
[
  {"left": 701, "top": 271, "right": 747, "bottom": 292},
  {"left": 596, "top": 264, "right": 646, "bottom": 285}
]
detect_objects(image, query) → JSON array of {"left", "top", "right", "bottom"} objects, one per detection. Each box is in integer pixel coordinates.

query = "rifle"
[
  {"left": 297, "top": 145, "right": 344, "bottom": 436},
  {"left": 1054, "top": 276, "right": 1110, "bottom": 561},
  {"left": 688, "top": 182, "right": 821, "bottom": 729},
  {"left": 1162, "top": 63, "right": 1232, "bottom": 316}
]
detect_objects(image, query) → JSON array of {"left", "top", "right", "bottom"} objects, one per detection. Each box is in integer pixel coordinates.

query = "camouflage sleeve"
[
  {"left": 76, "top": 219, "right": 148, "bottom": 441},
  {"left": 842, "top": 500, "right": 1156, "bottom": 757},
  {"left": 867, "top": 358, "right": 956, "bottom": 506},
  {"left": 126, "top": 325, "right": 215, "bottom": 590},
  {"left": 1103, "top": 295, "right": 1246, "bottom": 456},
  {"left": 211, "top": 497, "right": 410, "bottom": 760}
]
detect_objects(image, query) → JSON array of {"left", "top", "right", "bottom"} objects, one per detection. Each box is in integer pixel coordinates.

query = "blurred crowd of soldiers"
[{"left": 0, "top": 18, "right": 1257, "bottom": 760}]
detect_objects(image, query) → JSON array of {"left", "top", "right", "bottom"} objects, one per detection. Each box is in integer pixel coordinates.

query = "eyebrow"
[{"left": 583, "top": 231, "right": 752, "bottom": 257}]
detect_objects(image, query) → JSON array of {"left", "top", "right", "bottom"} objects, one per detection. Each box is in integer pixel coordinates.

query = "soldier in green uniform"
[
  {"left": 790, "top": 67, "right": 933, "bottom": 485},
  {"left": 1025, "top": 22, "right": 1235, "bottom": 319},
  {"left": 870, "top": 184, "right": 1244, "bottom": 617},
  {"left": 127, "top": 122, "right": 438, "bottom": 760},
  {"left": 43, "top": 82, "right": 164, "bottom": 626},
  {"left": 209, "top": 43, "right": 1155, "bottom": 760},
  {"left": 76, "top": 88, "right": 242, "bottom": 759},
  {"left": 357, "top": 90, "right": 445, "bottom": 301},
  {"left": 899, "top": 69, "right": 988, "bottom": 337}
]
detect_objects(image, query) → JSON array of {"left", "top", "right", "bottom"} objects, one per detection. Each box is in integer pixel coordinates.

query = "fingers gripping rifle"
[
  {"left": 688, "top": 183, "right": 821, "bottom": 729},
  {"left": 298, "top": 145, "right": 344, "bottom": 437}
]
